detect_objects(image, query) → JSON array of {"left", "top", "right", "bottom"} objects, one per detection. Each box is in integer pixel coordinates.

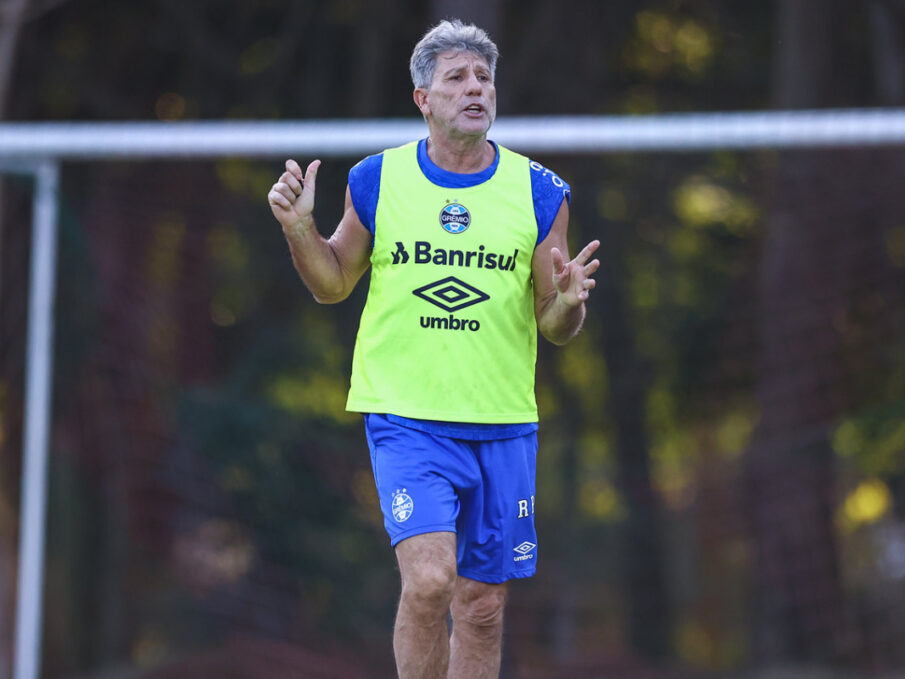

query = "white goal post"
[{"left": 2, "top": 107, "right": 905, "bottom": 679}]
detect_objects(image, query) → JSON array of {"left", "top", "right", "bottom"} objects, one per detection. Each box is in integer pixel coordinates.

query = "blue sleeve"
[
  {"left": 348, "top": 152, "right": 383, "bottom": 235},
  {"left": 529, "top": 160, "right": 571, "bottom": 245}
]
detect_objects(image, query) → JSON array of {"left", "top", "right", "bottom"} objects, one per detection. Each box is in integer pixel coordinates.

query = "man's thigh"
[
  {"left": 456, "top": 434, "right": 538, "bottom": 583},
  {"left": 364, "top": 414, "right": 538, "bottom": 583},
  {"left": 365, "top": 414, "right": 479, "bottom": 546},
  {"left": 395, "top": 531, "right": 458, "bottom": 588}
]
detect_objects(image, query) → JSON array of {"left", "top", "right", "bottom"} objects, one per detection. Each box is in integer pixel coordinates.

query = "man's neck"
[{"left": 425, "top": 134, "right": 494, "bottom": 174}]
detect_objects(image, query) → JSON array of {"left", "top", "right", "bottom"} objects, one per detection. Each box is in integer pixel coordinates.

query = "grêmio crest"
[{"left": 439, "top": 201, "right": 470, "bottom": 234}]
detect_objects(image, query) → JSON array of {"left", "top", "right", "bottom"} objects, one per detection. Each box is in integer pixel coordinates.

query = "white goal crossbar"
[
  {"left": 2, "top": 109, "right": 905, "bottom": 160},
  {"left": 2, "top": 107, "right": 905, "bottom": 679}
]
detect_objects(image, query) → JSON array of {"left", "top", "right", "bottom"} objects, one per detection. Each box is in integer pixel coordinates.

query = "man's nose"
[{"left": 464, "top": 71, "right": 483, "bottom": 93}]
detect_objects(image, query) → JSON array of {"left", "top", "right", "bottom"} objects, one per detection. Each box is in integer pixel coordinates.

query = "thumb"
[{"left": 304, "top": 159, "right": 321, "bottom": 191}]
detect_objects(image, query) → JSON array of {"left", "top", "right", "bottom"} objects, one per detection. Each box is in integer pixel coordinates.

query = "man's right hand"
[{"left": 268, "top": 158, "right": 321, "bottom": 232}]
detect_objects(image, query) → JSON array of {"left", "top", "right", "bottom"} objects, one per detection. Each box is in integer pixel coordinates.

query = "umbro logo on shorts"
[{"left": 513, "top": 541, "right": 536, "bottom": 562}]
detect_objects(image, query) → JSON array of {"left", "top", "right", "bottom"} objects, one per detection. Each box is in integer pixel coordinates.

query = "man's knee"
[
  {"left": 395, "top": 532, "right": 461, "bottom": 623},
  {"left": 451, "top": 580, "right": 507, "bottom": 630},
  {"left": 400, "top": 560, "right": 458, "bottom": 616}
]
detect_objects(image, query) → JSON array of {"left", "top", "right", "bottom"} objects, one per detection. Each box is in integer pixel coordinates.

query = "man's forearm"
[
  {"left": 537, "top": 295, "right": 586, "bottom": 346},
  {"left": 283, "top": 217, "right": 350, "bottom": 304}
]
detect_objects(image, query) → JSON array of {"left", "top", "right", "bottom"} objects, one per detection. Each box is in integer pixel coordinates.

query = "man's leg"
[
  {"left": 448, "top": 576, "right": 508, "bottom": 679},
  {"left": 394, "top": 531, "right": 458, "bottom": 679}
]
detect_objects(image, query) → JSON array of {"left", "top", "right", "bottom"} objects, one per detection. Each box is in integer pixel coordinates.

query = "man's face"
[{"left": 416, "top": 50, "right": 496, "bottom": 140}]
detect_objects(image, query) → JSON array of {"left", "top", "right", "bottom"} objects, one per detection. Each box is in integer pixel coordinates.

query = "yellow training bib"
[{"left": 346, "top": 141, "right": 539, "bottom": 423}]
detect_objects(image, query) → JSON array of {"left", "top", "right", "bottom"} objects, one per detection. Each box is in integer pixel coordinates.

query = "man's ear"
[{"left": 413, "top": 88, "right": 430, "bottom": 117}]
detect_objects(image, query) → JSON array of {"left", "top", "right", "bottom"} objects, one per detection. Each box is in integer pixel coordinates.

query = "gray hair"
[{"left": 409, "top": 19, "right": 499, "bottom": 90}]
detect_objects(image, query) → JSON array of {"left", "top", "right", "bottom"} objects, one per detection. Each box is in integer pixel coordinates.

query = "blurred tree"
[
  {"left": 0, "top": 0, "right": 31, "bottom": 117},
  {"left": 429, "top": 0, "right": 503, "bottom": 40},
  {"left": 586, "top": 158, "right": 671, "bottom": 661},
  {"left": 869, "top": 0, "right": 905, "bottom": 105},
  {"left": 744, "top": 0, "right": 846, "bottom": 663},
  {"left": 863, "top": 0, "right": 905, "bottom": 519},
  {"left": 743, "top": 0, "right": 905, "bottom": 666}
]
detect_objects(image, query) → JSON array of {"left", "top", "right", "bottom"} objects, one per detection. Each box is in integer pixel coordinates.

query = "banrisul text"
[{"left": 392, "top": 241, "right": 519, "bottom": 272}]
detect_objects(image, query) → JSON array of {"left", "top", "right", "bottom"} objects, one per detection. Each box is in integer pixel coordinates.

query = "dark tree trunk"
[
  {"left": 744, "top": 0, "right": 851, "bottom": 665},
  {"left": 868, "top": 0, "right": 905, "bottom": 105},
  {"left": 580, "top": 161, "right": 671, "bottom": 662},
  {"left": 428, "top": 0, "right": 503, "bottom": 41},
  {"left": 0, "top": 0, "right": 31, "bottom": 118}
]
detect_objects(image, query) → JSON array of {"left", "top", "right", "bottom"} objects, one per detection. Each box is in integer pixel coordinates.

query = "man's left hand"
[{"left": 551, "top": 240, "right": 600, "bottom": 307}]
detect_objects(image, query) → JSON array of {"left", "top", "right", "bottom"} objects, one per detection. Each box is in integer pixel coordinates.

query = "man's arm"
[
  {"left": 268, "top": 159, "right": 372, "bottom": 304},
  {"left": 532, "top": 200, "right": 600, "bottom": 345}
]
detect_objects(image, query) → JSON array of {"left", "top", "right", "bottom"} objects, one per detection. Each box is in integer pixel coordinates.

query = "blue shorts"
[{"left": 364, "top": 414, "right": 538, "bottom": 584}]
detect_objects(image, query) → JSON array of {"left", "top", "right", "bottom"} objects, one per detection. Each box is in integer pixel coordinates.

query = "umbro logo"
[
  {"left": 513, "top": 541, "right": 536, "bottom": 562},
  {"left": 412, "top": 277, "right": 490, "bottom": 313}
]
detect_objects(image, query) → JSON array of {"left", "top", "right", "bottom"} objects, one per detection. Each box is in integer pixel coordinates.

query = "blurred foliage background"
[{"left": 2, "top": 1, "right": 905, "bottom": 677}]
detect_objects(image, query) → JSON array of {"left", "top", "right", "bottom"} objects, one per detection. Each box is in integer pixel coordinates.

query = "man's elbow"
[
  {"left": 540, "top": 326, "right": 577, "bottom": 346},
  {"left": 295, "top": 268, "right": 356, "bottom": 304},
  {"left": 304, "top": 278, "right": 350, "bottom": 304},
  {"left": 310, "top": 289, "right": 348, "bottom": 304}
]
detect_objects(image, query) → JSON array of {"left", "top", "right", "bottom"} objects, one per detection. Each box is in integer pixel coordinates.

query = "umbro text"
[{"left": 419, "top": 315, "right": 481, "bottom": 331}]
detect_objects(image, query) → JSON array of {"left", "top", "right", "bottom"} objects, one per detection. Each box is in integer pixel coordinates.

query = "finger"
[
  {"left": 550, "top": 247, "right": 565, "bottom": 275},
  {"left": 583, "top": 279, "right": 596, "bottom": 290},
  {"left": 271, "top": 183, "right": 297, "bottom": 204},
  {"left": 583, "top": 259, "right": 600, "bottom": 276},
  {"left": 268, "top": 190, "right": 292, "bottom": 210},
  {"left": 279, "top": 172, "right": 303, "bottom": 196},
  {"left": 572, "top": 240, "right": 601, "bottom": 266},
  {"left": 285, "top": 159, "right": 304, "bottom": 181}
]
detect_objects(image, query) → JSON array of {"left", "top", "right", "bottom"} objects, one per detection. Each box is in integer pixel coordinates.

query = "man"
[{"left": 268, "top": 19, "right": 599, "bottom": 679}]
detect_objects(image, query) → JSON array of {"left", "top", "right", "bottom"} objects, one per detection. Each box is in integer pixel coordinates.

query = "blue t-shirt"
[{"left": 348, "top": 138, "right": 571, "bottom": 441}]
